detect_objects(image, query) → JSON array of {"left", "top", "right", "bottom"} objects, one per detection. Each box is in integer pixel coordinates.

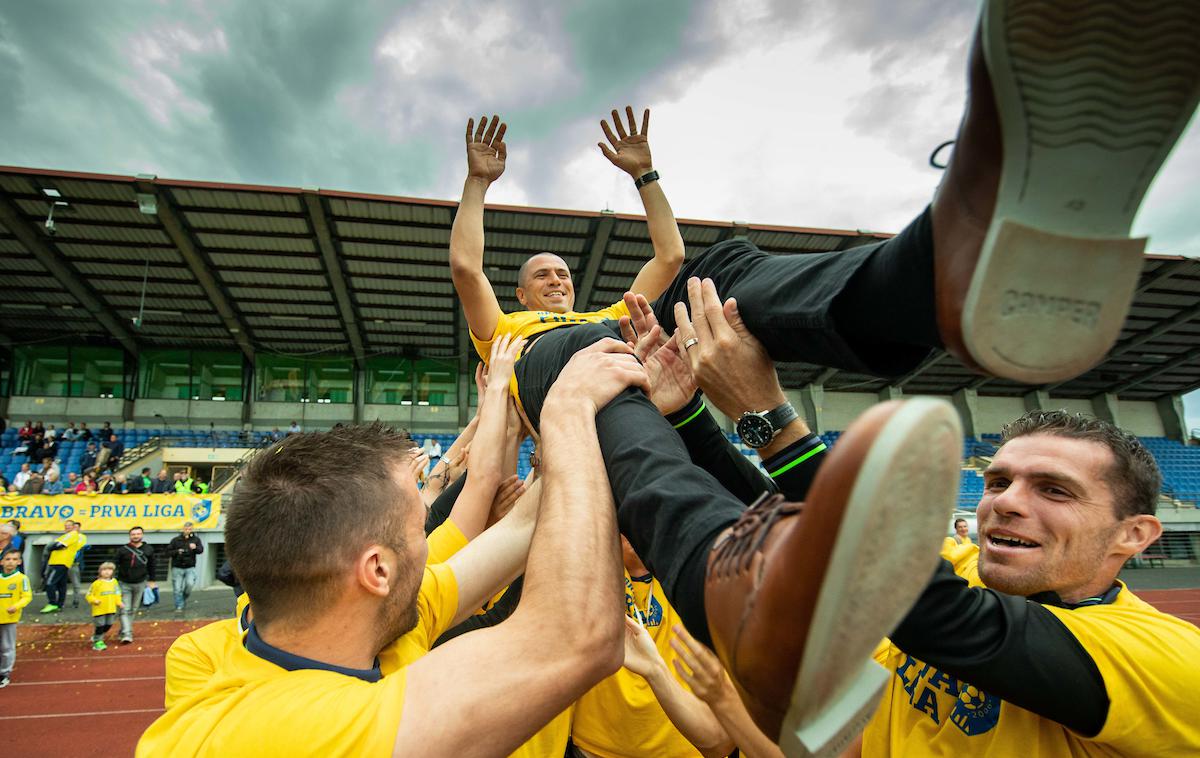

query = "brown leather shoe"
[
  {"left": 933, "top": 0, "right": 1199, "bottom": 384},
  {"left": 705, "top": 399, "right": 962, "bottom": 757}
]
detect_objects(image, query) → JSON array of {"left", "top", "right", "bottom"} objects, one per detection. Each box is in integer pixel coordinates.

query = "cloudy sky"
[{"left": 1, "top": 0, "right": 1198, "bottom": 423}]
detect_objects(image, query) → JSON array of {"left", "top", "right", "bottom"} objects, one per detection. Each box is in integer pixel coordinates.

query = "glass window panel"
[
  {"left": 308, "top": 358, "right": 353, "bottom": 404},
  {"left": 193, "top": 350, "right": 243, "bottom": 402},
  {"left": 366, "top": 356, "right": 413, "bottom": 405},
  {"left": 0, "top": 350, "right": 10, "bottom": 397},
  {"left": 139, "top": 349, "right": 191, "bottom": 400},
  {"left": 415, "top": 358, "right": 457, "bottom": 406},
  {"left": 13, "top": 345, "right": 69, "bottom": 397},
  {"left": 256, "top": 354, "right": 305, "bottom": 403},
  {"left": 72, "top": 346, "right": 125, "bottom": 398}
]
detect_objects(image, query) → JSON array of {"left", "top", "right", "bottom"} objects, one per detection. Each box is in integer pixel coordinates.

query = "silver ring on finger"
[{"left": 682, "top": 337, "right": 699, "bottom": 350}]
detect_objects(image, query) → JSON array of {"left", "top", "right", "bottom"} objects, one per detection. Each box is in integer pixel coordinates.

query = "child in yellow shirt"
[
  {"left": 85, "top": 562, "right": 122, "bottom": 651},
  {"left": 0, "top": 548, "right": 33, "bottom": 686}
]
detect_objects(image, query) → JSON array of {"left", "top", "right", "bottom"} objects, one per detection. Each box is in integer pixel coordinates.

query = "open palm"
[{"left": 466, "top": 115, "right": 507, "bottom": 183}]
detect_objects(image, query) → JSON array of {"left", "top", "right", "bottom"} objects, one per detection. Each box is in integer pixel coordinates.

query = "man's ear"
[
  {"left": 354, "top": 545, "right": 392, "bottom": 599},
  {"left": 515, "top": 287, "right": 528, "bottom": 307},
  {"left": 1113, "top": 515, "right": 1163, "bottom": 559}
]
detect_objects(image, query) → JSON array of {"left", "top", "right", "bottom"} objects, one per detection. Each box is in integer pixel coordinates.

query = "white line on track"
[
  {"left": 0, "top": 708, "right": 163, "bottom": 721},
  {"left": 17, "top": 653, "right": 166, "bottom": 663},
  {"left": 10, "top": 675, "right": 164, "bottom": 686}
]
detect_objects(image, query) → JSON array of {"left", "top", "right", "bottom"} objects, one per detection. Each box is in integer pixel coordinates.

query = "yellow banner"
[{"left": 0, "top": 494, "right": 221, "bottom": 532}]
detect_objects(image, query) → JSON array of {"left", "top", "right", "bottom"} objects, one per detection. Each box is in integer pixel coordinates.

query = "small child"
[
  {"left": 0, "top": 547, "right": 33, "bottom": 687},
  {"left": 85, "top": 562, "right": 123, "bottom": 651}
]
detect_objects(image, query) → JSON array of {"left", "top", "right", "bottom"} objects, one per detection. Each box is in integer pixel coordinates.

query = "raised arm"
[
  {"left": 395, "top": 339, "right": 646, "bottom": 758},
  {"left": 450, "top": 115, "right": 508, "bottom": 346},
  {"left": 598, "top": 107, "right": 685, "bottom": 302}
]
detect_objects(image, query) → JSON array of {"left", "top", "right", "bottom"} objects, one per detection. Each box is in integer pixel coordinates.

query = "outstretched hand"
[
  {"left": 466, "top": 115, "right": 507, "bottom": 184},
  {"left": 598, "top": 106, "right": 653, "bottom": 180},
  {"left": 546, "top": 338, "right": 649, "bottom": 415},
  {"left": 619, "top": 292, "right": 696, "bottom": 415},
  {"left": 622, "top": 615, "right": 664, "bottom": 678}
]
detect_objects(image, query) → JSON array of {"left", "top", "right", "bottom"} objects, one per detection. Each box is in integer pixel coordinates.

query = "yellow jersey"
[
  {"left": 139, "top": 634, "right": 409, "bottom": 757},
  {"left": 165, "top": 609, "right": 248, "bottom": 708},
  {"left": 47, "top": 530, "right": 86, "bottom": 567},
  {"left": 572, "top": 573, "right": 710, "bottom": 758},
  {"left": 471, "top": 301, "right": 631, "bottom": 362},
  {"left": 426, "top": 519, "right": 468, "bottom": 565},
  {"left": 863, "top": 549, "right": 1200, "bottom": 756},
  {"left": 0, "top": 570, "right": 32, "bottom": 623},
  {"left": 85, "top": 577, "right": 122, "bottom": 616},
  {"left": 377, "top": 562, "right": 460, "bottom": 673}
]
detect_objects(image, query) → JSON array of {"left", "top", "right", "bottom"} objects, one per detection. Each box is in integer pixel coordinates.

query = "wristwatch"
[{"left": 736, "top": 402, "right": 799, "bottom": 449}]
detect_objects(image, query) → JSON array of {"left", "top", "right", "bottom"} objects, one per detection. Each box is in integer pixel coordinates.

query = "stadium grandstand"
[{"left": 1, "top": 164, "right": 1199, "bottom": 586}]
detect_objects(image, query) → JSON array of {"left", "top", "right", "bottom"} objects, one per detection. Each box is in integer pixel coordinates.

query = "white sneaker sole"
[
  {"left": 960, "top": 0, "right": 1200, "bottom": 384},
  {"left": 778, "top": 399, "right": 963, "bottom": 757}
]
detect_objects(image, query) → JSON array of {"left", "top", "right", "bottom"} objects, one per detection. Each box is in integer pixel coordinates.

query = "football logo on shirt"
[{"left": 895, "top": 653, "right": 1002, "bottom": 736}]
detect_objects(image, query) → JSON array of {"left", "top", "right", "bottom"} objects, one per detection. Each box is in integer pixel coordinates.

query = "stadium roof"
[{"left": 1, "top": 165, "right": 1198, "bottom": 401}]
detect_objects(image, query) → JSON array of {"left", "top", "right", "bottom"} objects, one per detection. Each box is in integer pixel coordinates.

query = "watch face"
[{"left": 737, "top": 414, "right": 774, "bottom": 448}]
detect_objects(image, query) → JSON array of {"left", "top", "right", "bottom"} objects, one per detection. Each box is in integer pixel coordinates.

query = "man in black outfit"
[{"left": 114, "top": 527, "right": 157, "bottom": 644}]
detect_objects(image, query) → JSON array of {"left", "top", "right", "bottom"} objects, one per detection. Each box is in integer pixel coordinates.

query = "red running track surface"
[{"left": 2, "top": 590, "right": 1198, "bottom": 757}]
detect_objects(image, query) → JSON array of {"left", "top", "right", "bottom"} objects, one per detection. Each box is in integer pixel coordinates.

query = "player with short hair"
[
  {"left": 41, "top": 519, "right": 84, "bottom": 614},
  {"left": 0, "top": 548, "right": 32, "bottom": 687}
]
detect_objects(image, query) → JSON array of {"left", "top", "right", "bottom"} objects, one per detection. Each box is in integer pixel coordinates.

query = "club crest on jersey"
[
  {"left": 192, "top": 499, "right": 213, "bottom": 523},
  {"left": 895, "top": 654, "right": 1001, "bottom": 736}
]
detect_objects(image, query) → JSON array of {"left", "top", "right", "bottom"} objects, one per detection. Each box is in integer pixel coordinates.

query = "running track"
[{"left": 3, "top": 592, "right": 1199, "bottom": 757}]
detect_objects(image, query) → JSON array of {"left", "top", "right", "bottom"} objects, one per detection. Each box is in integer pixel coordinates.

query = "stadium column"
[
  {"left": 796, "top": 384, "right": 825, "bottom": 435},
  {"left": 951, "top": 387, "right": 980, "bottom": 439},
  {"left": 878, "top": 385, "right": 903, "bottom": 402},
  {"left": 1156, "top": 395, "right": 1189, "bottom": 443},
  {"left": 1090, "top": 393, "right": 1121, "bottom": 427},
  {"left": 1022, "top": 389, "right": 1050, "bottom": 413}
]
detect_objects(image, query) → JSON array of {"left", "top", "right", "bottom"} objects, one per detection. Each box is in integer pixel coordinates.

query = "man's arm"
[
  {"left": 598, "top": 107, "right": 685, "bottom": 302},
  {"left": 621, "top": 617, "right": 734, "bottom": 758},
  {"left": 192, "top": 536, "right": 203, "bottom": 556},
  {"left": 450, "top": 116, "right": 507, "bottom": 347},
  {"left": 394, "top": 339, "right": 646, "bottom": 758}
]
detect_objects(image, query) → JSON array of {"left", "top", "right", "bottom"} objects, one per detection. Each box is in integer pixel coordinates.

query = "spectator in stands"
[
  {"left": 18, "top": 471, "right": 43, "bottom": 495},
  {"left": 79, "top": 442, "right": 98, "bottom": 474},
  {"left": 78, "top": 422, "right": 92, "bottom": 441},
  {"left": 6, "top": 522, "right": 22, "bottom": 554},
  {"left": 0, "top": 475, "right": 7, "bottom": 491},
  {"left": 11, "top": 465, "right": 31, "bottom": 492},
  {"left": 75, "top": 473, "right": 96, "bottom": 494},
  {"left": 24, "top": 433, "right": 43, "bottom": 464},
  {"left": 99, "top": 422, "right": 113, "bottom": 440},
  {"left": 175, "top": 472, "right": 199, "bottom": 495},
  {"left": 287, "top": 420, "right": 301, "bottom": 435},
  {"left": 114, "top": 526, "right": 156, "bottom": 644},
  {"left": 32, "top": 422, "right": 45, "bottom": 439},
  {"left": 65, "top": 472, "right": 78, "bottom": 491},
  {"left": 34, "top": 435, "right": 58, "bottom": 466},
  {"left": 42, "top": 472, "right": 63, "bottom": 496},
  {"left": 127, "top": 468, "right": 152, "bottom": 494},
  {"left": 16, "top": 421, "right": 33, "bottom": 443},
  {"left": 97, "top": 434, "right": 124, "bottom": 471},
  {"left": 44, "top": 457, "right": 61, "bottom": 482},
  {"left": 61, "top": 422, "right": 79, "bottom": 442},
  {"left": 3, "top": 486, "right": 15, "bottom": 493},
  {"left": 152, "top": 469, "right": 172, "bottom": 494},
  {"left": 44, "top": 424, "right": 57, "bottom": 441},
  {"left": 269, "top": 427, "right": 284, "bottom": 442},
  {"left": 168, "top": 522, "right": 203, "bottom": 614},
  {"left": 67, "top": 520, "right": 89, "bottom": 608}
]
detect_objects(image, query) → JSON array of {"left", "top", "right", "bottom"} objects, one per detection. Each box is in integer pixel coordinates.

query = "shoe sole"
[
  {"left": 960, "top": 0, "right": 1200, "bottom": 384},
  {"left": 777, "top": 399, "right": 962, "bottom": 758}
]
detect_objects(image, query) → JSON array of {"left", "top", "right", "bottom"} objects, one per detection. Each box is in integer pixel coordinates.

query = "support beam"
[
  {"left": 895, "top": 350, "right": 945, "bottom": 389},
  {"left": 0, "top": 194, "right": 139, "bottom": 354},
  {"left": 810, "top": 367, "right": 839, "bottom": 386},
  {"left": 797, "top": 384, "right": 825, "bottom": 434},
  {"left": 575, "top": 212, "right": 616, "bottom": 311},
  {"left": 1156, "top": 395, "right": 1188, "bottom": 443},
  {"left": 135, "top": 179, "right": 255, "bottom": 361},
  {"left": 1113, "top": 349, "right": 1200, "bottom": 394},
  {"left": 878, "top": 385, "right": 903, "bottom": 401},
  {"left": 1023, "top": 389, "right": 1050, "bottom": 413},
  {"left": 456, "top": 307, "right": 471, "bottom": 428},
  {"left": 303, "top": 191, "right": 366, "bottom": 366},
  {"left": 1090, "top": 392, "right": 1120, "bottom": 426},
  {"left": 952, "top": 387, "right": 979, "bottom": 439}
]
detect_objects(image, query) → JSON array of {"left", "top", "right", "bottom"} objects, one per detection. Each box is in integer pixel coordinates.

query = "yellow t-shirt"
[
  {"left": 47, "top": 531, "right": 86, "bottom": 567},
  {"left": 572, "top": 573, "right": 709, "bottom": 758},
  {"left": 426, "top": 520, "right": 468, "bottom": 565},
  {"left": 139, "top": 638, "right": 408, "bottom": 757},
  {"left": 0, "top": 570, "right": 32, "bottom": 623},
  {"left": 85, "top": 577, "right": 121, "bottom": 616},
  {"left": 862, "top": 552, "right": 1200, "bottom": 756},
  {"left": 470, "top": 301, "right": 631, "bottom": 362},
  {"left": 164, "top": 563, "right": 458, "bottom": 709}
]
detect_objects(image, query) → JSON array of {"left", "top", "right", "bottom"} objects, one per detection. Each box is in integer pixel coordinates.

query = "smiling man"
[{"left": 859, "top": 411, "right": 1200, "bottom": 757}]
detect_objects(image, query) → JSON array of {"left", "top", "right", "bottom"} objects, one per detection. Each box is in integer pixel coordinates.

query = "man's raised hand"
[
  {"left": 545, "top": 338, "right": 649, "bottom": 416},
  {"left": 466, "top": 115, "right": 508, "bottom": 184},
  {"left": 598, "top": 106, "right": 653, "bottom": 180},
  {"left": 619, "top": 291, "right": 696, "bottom": 415}
]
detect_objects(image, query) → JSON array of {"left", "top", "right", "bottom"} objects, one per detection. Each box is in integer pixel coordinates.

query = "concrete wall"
[
  {"left": 133, "top": 398, "right": 244, "bottom": 429},
  {"left": 251, "top": 401, "right": 353, "bottom": 430},
  {"left": 8, "top": 396, "right": 126, "bottom": 425},
  {"left": 1118, "top": 401, "right": 1167, "bottom": 437},
  {"left": 361, "top": 403, "right": 460, "bottom": 431}
]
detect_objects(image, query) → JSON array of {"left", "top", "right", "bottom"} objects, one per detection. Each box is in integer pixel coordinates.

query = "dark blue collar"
[
  {"left": 1029, "top": 584, "right": 1122, "bottom": 610},
  {"left": 629, "top": 573, "right": 652, "bottom": 584},
  {"left": 244, "top": 623, "right": 382, "bottom": 683}
]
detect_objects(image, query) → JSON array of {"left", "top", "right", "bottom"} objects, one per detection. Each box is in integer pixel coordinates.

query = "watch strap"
[
  {"left": 634, "top": 170, "right": 660, "bottom": 189},
  {"left": 764, "top": 401, "right": 798, "bottom": 432}
]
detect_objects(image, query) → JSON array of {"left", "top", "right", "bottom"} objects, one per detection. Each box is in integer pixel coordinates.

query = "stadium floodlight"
[
  {"left": 44, "top": 200, "right": 68, "bottom": 236},
  {"left": 42, "top": 187, "right": 61, "bottom": 198},
  {"left": 136, "top": 193, "right": 158, "bottom": 215}
]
